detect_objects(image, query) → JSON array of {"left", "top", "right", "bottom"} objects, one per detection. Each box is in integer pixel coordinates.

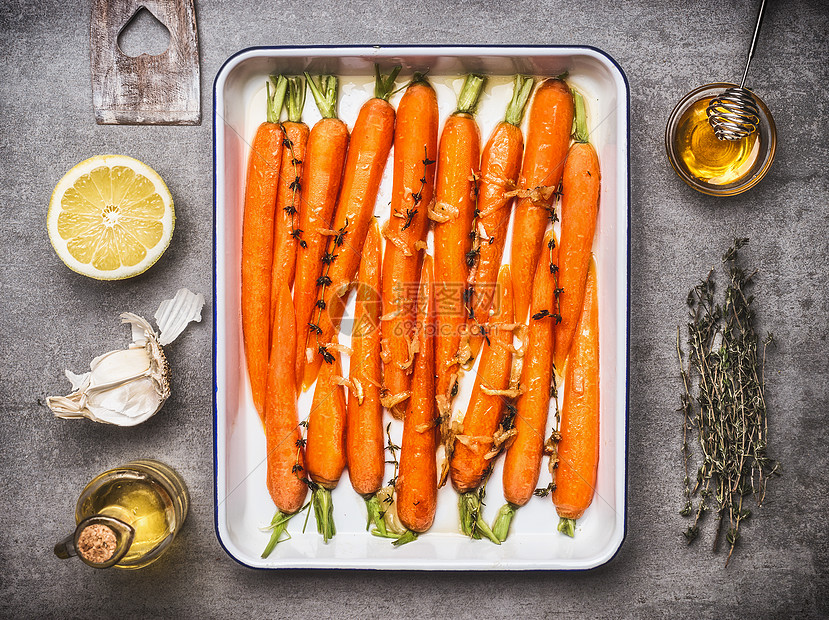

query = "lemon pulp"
[{"left": 48, "top": 155, "right": 174, "bottom": 280}]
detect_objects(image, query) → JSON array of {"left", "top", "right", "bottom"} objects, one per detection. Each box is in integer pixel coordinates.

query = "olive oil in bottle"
[
  {"left": 674, "top": 97, "right": 760, "bottom": 185},
  {"left": 55, "top": 460, "right": 189, "bottom": 569}
]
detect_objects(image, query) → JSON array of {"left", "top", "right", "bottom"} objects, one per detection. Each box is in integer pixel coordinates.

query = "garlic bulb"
[{"left": 47, "top": 288, "right": 204, "bottom": 426}]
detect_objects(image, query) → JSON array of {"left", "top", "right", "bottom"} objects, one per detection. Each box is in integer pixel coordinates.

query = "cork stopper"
[
  {"left": 54, "top": 515, "right": 134, "bottom": 569},
  {"left": 77, "top": 523, "right": 118, "bottom": 564}
]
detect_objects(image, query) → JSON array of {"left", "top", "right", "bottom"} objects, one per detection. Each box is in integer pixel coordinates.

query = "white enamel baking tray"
[{"left": 214, "top": 46, "right": 628, "bottom": 570}]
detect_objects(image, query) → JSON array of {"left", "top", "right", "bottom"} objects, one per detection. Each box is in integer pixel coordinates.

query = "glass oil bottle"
[{"left": 55, "top": 460, "right": 189, "bottom": 569}]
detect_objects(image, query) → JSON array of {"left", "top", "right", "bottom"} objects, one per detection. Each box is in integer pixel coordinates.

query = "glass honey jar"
[{"left": 666, "top": 82, "right": 776, "bottom": 196}]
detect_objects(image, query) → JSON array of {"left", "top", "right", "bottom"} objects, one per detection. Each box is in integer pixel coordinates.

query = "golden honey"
[{"left": 674, "top": 97, "right": 760, "bottom": 185}]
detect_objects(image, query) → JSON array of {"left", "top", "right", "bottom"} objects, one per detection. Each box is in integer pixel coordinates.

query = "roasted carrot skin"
[
  {"left": 270, "top": 121, "right": 309, "bottom": 305},
  {"left": 468, "top": 121, "right": 524, "bottom": 356},
  {"left": 302, "top": 95, "right": 396, "bottom": 388},
  {"left": 554, "top": 142, "right": 601, "bottom": 370},
  {"left": 347, "top": 219, "right": 385, "bottom": 496},
  {"left": 396, "top": 256, "right": 438, "bottom": 533},
  {"left": 265, "top": 282, "right": 308, "bottom": 515},
  {"left": 242, "top": 120, "right": 283, "bottom": 422},
  {"left": 306, "top": 351, "right": 347, "bottom": 489},
  {"left": 502, "top": 230, "right": 558, "bottom": 507},
  {"left": 433, "top": 113, "right": 481, "bottom": 400},
  {"left": 292, "top": 117, "right": 350, "bottom": 391},
  {"left": 552, "top": 258, "right": 599, "bottom": 520},
  {"left": 450, "top": 265, "right": 514, "bottom": 494},
  {"left": 381, "top": 77, "right": 439, "bottom": 416},
  {"left": 467, "top": 75, "right": 533, "bottom": 359},
  {"left": 509, "top": 79, "right": 574, "bottom": 323}
]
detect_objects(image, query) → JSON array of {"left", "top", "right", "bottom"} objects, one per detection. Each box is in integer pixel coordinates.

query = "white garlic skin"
[{"left": 46, "top": 288, "right": 202, "bottom": 427}]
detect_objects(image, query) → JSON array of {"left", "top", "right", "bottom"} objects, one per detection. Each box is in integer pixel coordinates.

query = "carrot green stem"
[
  {"left": 312, "top": 487, "right": 336, "bottom": 543},
  {"left": 284, "top": 76, "right": 306, "bottom": 123},
  {"left": 392, "top": 530, "right": 418, "bottom": 547},
  {"left": 558, "top": 517, "right": 576, "bottom": 537},
  {"left": 491, "top": 503, "right": 518, "bottom": 542},
  {"left": 261, "top": 505, "right": 307, "bottom": 558},
  {"left": 504, "top": 74, "right": 535, "bottom": 127},
  {"left": 410, "top": 71, "right": 431, "bottom": 87},
  {"left": 365, "top": 495, "right": 388, "bottom": 535},
  {"left": 375, "top": 64, "right": 402, "bottom": 101},
  {"left": 266, "top": 75, "right": 288, "bottom": 124},
  {"left": 572, "top": 89, "right": 589, "bottom": 143},
  {"left": 459, "top": 492, "right": 501, "bottom": 544},
  {"left": 304, "top": 73, "right": 339, "bottom": 119},
  {"left": 455, "top": 74, "right": 487, "bottom": 115}
]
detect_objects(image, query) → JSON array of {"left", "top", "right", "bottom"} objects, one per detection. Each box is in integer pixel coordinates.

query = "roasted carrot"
[
  {"left": 451, "top": 267, "right": 515, "bottom": 544},
  {"left": 552, "top": 257, "right": 599, "bottom": 537},
  {"left": 262, "top": 281, "right": 308, "bottom": 557},
  {"left": 292, "top": 74, "right": 349, "bottom": 392},
  {"left": 302, "top": 65, "right": 399, "bottom": 389},
  {"left": 451, "top": 266, "right": 515, "bottom": 493},
  {"left": 509, "top": 78, "right": 574, "bottom": 322},
  {"left": 493, "top": 230, "right": 558, "bottom": 541},
  {"left": 306, "top": 349, "right": 347, "bottom": 542},
  {"left": 380, "top": 74, "right": 439, "bottom": 418},
  {"left": 242, "top": 75, "right": 287, "bottom": 423},
  {"left": 467, "top": 75, "right": 534, "bottom": 359},
  {"left": 269, "top": 76, "right": 308, "bottom": 324},
  {"left": 347, "top": 219, "right": 385, "bottom": 497},
  {"left": 396, "top": 255, "right": 438, "bottom": 534},
  {"left": 431, "top": 73, "right": 485, "bottom": 413},
  {"left": 554, "top": 95, "right": 601, "bottom": 370}
]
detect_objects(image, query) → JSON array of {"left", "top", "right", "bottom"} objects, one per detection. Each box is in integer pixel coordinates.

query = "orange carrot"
[
  {"left": 552, "top": 257, "right": 599, "bottom": 537},
  {"left": 431, "top": 73, "right": 485, "bottom": 410},
  {"left": 553, "top": 101, "right": 601, "bottom": 370},
  {"left": 467, "top": 75, "right": 534, "bottom": 359},
  {"left": 262, "top": 280, "right": 308, "bottom": 557},
  {"left": 493, "top": 230, "right": 558, "bottom": 540},
  {"left": 305, "top": 349, "right": 347, "bottom": 542},
  {"left": 451, "top": 267, "right": 515, "bottom": 544},
  {"left": 292, "top": 74, "right": 349, "bottom": 392},
  {"left": 396, "top": 255, "right": 438, "bottom": 534},
  {"left": 509, "top": 78, "right": 574, "bottom": 323},
  {"left": 269, "top": 77, "right": 308, "bottom": 323},
  {"left": 302, "top": 65, "right": 399, "bottom": 389},
  {"left": 242, "top": 76, "right": 287, "bottom": 423},
  {"left": 347, "top": 219, "right": 385, "bottom": 497},
  {"left": 450, "top": 266, "right": 515, "bottom": 494},
  {"left": 380, "top": 74, "right": 439, "bottom": 418}
]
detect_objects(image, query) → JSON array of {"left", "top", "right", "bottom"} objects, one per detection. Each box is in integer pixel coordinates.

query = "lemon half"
[{"left": 47, "top": 155, "right": 174, "bottom": 280}]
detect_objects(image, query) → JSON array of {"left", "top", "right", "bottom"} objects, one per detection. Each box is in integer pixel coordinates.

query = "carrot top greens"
[
  {"left": 504, "top": 74, "right": 535, "bottom": 127},
  {"left": 455, "top": 74, "right": 487, "bottom": 116},
  {"left": 305, "top": 73, "right": 339, "bottom": 119},
  {"left": 284, "top": 76, "right": 306, "bottom": 123},
  {"left": 571, "top": 89, "right": 589, "bottom": 143},
  {"left": 374, "top": 64, "right": 402, "bottom": 101},
  {"left": 266, "top": 74, "right": 288, "bottom": 124}
]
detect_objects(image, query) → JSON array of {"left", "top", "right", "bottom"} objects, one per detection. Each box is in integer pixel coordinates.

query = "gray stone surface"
[{"left": 1, "top": 0, "right": 827, "bottom": 617}]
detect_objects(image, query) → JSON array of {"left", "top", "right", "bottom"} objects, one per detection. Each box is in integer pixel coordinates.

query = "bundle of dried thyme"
[{"left": 677, "top": 238, "right": 779, "bottom": 565}]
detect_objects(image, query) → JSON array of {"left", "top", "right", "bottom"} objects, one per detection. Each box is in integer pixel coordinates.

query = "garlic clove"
[
  {"left": 89, "top": 348, "right": 151, "bottom": 385},
  {"left": 86, "top": 376, "right": 162, "bottom": 426}
]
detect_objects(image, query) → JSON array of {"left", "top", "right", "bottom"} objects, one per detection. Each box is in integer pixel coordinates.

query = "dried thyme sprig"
[
  {"left": 678, "top": 238, "right": 779, "bottom": 565},
  {"left": 308, "top": 219, "right": 350, "bottom": 363}
]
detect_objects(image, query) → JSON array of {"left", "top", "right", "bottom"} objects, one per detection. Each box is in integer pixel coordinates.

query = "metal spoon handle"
[{"left": 740, "top": 0, "right": 768, "bottom": 88}]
